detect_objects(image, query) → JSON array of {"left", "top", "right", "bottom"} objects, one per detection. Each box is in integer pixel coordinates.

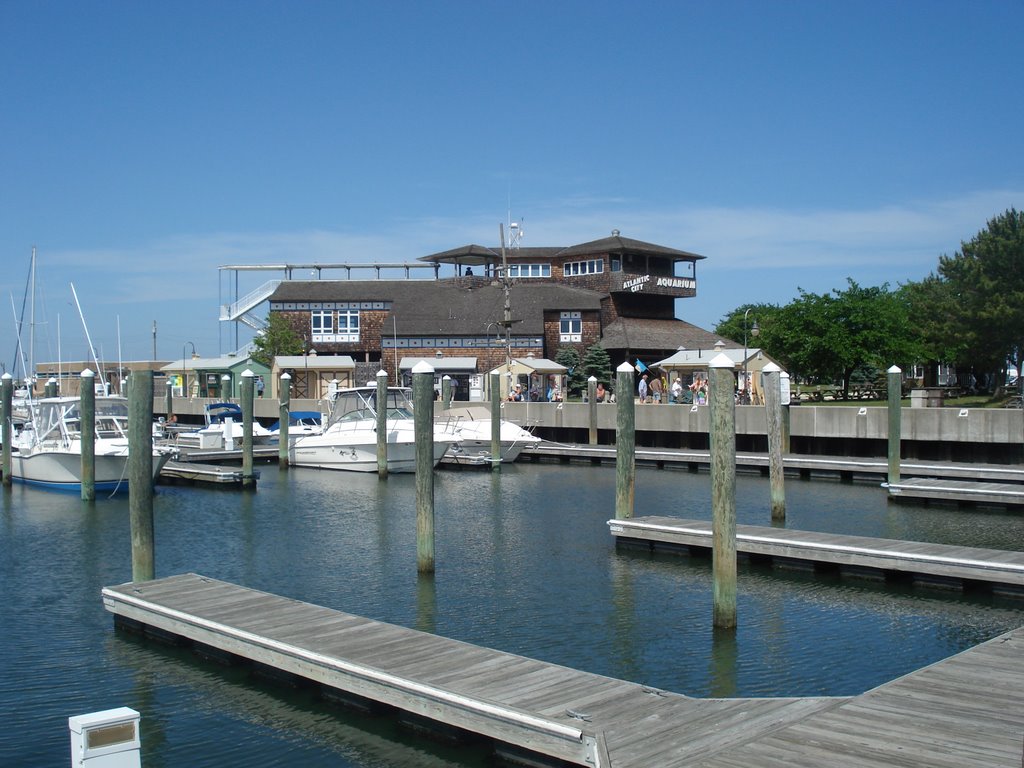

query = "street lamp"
[
  {"left": 742, "top": 309, "right": 760, "bottom": 404},
  {"left": 182, "top": 342, "right": 196, "bottom": 399}
]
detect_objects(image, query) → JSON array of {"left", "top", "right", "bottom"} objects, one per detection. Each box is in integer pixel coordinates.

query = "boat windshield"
[
  {"left": 32, "top": 397, "right": 130, "bottom": 442},
  {"left": 329, "top": 388, "right": 415, "bottom": 424}
]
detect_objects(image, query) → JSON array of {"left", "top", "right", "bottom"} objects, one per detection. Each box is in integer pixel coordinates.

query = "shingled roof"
[
  {"left": 598, "top": 318, "right": 731, "bottom": 352},
  {"left": 558, "top": 234, "right": 705, "bottom": 260},
  {"left": 420, "top": 245, "right": 565, "bottom": 265},
  {"left": 420, "top": 235, "right": 704, "bottom": 264},
  {"left": 270, "top": 280, "right": 603, "bottom": 336}
]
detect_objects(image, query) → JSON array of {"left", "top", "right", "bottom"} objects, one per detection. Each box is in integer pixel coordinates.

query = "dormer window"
[{"left": 559, "top": 311, "right": 582, "bottom": 342}]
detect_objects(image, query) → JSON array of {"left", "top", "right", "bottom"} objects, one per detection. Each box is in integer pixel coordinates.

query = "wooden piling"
[
  {"left": 80, "top": 369, "right": 96, "bottom": 502},
  {"left": 46, "top": 377, "right": 57, "bottom": 398},
  {"left": 165, "top": 379, "right": 173, "bottom": 423},
  {"left": 709, "top": 353, "right": 737, "bottom": 629},
  {"left": 615, "top": 362, "right": 635, "bottom": 520},
  {"left": 278, "top": 373, "right": 291, "bottom": 469},
  {"left": 128, "top": 370, "right": 155, "bottom": 581},
  {"left": 762, "top": 362, "right": 786, "bottom": 522},
  {"left": 377, "top": 369, "right": 388, "bottom": 479},
  {"left": 240, "top": 370, "right": 256, "bottom": 489},
  {"left": 413, "top": 361, "right": 435, "bottom": 573},
  {"left": 1, "top": 374, "right": 11, "bottom": 487},
  {"left": 887, "top": 365, "right": 902, "bottom": 485},
  {"left": 490, "top": 371, "right": 501, "bottom": 471},
  {"left": 588, "top": 376, "right": 597, "bottom": 445},
  {"left": 442, "top": 375, "right": 452, "bottom": 411}
]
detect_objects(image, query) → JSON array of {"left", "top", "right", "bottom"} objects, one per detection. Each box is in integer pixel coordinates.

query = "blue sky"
[{"left": 2, "top": 1, "right": 1021, "bottom": 372}]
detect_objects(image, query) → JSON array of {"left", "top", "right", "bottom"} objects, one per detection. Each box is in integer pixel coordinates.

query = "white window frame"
[
  {"left": 563, "top": 259, "right": 604, "bottom": 277},
  {"left": 559, "top": 311, "right": 582, "bottom": 342},
  {"left": 311, "top": 310, "right": 334, "bottom": 335},
  {"left": 507, "top": 263, "right": 551, "bottom": 278},
  {"left": 312, "top": 309, "right": 360, "bottom": 343}
]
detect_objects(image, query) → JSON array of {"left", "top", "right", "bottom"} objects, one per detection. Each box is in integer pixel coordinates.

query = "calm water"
[{"left": 2, "top": 463, "right": 1024, "bottom": 767}]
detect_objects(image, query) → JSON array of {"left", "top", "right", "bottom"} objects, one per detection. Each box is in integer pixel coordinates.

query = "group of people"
[
  {"left": 638, "top": 372, "right": 706, "bottom": 404},
  {"left": 506, "top": 380, "right": 563, "bottom": 402}
]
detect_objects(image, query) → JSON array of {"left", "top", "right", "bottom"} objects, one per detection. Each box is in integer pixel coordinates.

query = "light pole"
[
  {"left": 182, "top": 341, "right": 196, "bottom": 399},
  {"left": 742, "top": 309, "right": 759, "bottom": 404}
]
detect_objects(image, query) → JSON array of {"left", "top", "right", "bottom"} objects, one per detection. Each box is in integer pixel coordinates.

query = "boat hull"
[
  {"left": 10, "top": 451, "right": 170, "bottom": 493},
  {"left": 289, "top": 424, "right": 451, "bottom": 473}
]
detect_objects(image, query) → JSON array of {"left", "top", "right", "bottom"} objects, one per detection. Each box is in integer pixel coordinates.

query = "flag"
[{"left": 635, "top": 359, "right": 648, "bottom": 373}]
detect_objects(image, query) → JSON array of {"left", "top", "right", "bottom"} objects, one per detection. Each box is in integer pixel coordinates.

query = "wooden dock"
[
  {"left": 103, "top": 573, "right": 1024, "bottom": 767},
  {"left": 522, "top": 442, "right": 1024, "bottom": 484},
  {"left": 159, "top": 460, "right": 255, "bottom": 487},
  {"left": 886, "top": 477, "right": 1024, "bottom": 507},
  {"left": 609, "top": 517, "right": 1024, "bottom": 594}
]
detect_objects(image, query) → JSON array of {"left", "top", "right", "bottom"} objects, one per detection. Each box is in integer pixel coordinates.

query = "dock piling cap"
[
  {"left": 412, "top": 361, "right": 435, "bottom": 374},
  {"left": 616, "top": 361, "right": 634, "bottom": 373},
  {"left": 708, "top": 353, "right": 734, "bottom": 369}
]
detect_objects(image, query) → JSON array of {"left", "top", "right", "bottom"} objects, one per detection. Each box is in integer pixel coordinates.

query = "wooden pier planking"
[
  {"left": 886, "top": 476, "right": 1024, "bottom": 506},
  {"left": 103, "top": 573, "right": 1024, "bottom": 767},
  {"left": 608, "top": 517, "right": 1024, "bottom": 592},
  {"left": 103, "top": 573, "right": 847, "bottom": 767},
  {"left": 691, "top": 629, "right": 1024, "bottom": 767},
  {"left": 522, "top": 442, "right": 1024, "bottom": 484}
]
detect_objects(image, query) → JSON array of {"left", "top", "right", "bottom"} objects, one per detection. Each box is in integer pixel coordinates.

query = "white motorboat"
[
  {"left": 10, "top": 395, "right": 172, "bottom": 494},
  {"left": 438, "top": 405, "right": 541, "bottom": 465},
  {"left": 176, "top": 402, "right": 274, "bottom": 449},
  {"left": 289, "top": 387, "right": 455, "bottom": 472},
  {"left": 268, "top": 410, "right": 324, "bottom": 442}
]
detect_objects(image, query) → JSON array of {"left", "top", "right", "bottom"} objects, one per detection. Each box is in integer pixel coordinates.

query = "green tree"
[
  {"left": 902, "top": 274, "right": 969, "bottom": 386},
  {"left": 250, "top": 314, "right": 305, "bottom": 368},
  {"left": 725, "top": 282, "right": 917, "bottom": 397},
  {"left": 580, "top": 343, "right": 613, "bottom": 387},
  {"left": 554, "top": 347, "right": 585, "bottom": 397},
  {"left": 714, "top": 303, "right": 782, "bottom": 353},
  {"left": 935, "top": 208, "right": 1024, "bottom": 391}
]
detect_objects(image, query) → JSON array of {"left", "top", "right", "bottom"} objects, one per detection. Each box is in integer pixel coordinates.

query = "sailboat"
[{"left": 5, "top": 263, "right": 171, "bottom": 493}]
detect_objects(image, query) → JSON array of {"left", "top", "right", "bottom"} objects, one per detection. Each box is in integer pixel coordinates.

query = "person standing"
[
  {"left": 670, "top": 376, "right": 683, "bottom": 403},
  {"left": 650, "top": 375, "right": 663, "bottom": 404},
  {"left": 638, "top": 373, "right": 649, "bottom": 403}
]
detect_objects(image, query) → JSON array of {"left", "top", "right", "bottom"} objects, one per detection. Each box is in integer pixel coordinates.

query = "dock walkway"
[
  {"left": 609, "top": 517, "right": 1024, "bottom": 594},
  {"left": 886, "top": 476, "right": 1024, "bottom": 506},
  {"left": 522, "top": 442, "right": 1024, "bottom": 484},
  {"left": 103, "top": 574, "right": 1024, "bottom": 767}
]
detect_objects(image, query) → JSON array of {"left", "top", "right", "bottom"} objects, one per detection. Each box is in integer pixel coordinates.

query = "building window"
[
  {"left": 507, "top": 264, "right": 551, "bottom": 278},
  {"left": 610, "top": 256, "right": 622, "bottom": 272},
  {"left": 311, "top": 309, "right": 360, "bottom": 343},
  {"left": 337, "top": 309, "right": 360, "bottom": 333},
  {"left": 563, "top": 259, "right": 604, "bottom": 277},
  {"left": 559, "top": 311, "right": 582, "bottom": 342},
  {"left": 311, "top": 310, "right": 333, "bottom": 334}
]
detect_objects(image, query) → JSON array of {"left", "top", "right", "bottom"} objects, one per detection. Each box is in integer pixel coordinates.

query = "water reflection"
[{"left": 1, "top": 462, "right": 1022, "bottom": 767}]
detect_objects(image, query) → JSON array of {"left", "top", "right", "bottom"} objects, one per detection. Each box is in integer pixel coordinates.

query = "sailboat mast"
[
  {"left": 70, "top": 282, "right": 105, "bottom": 388},
  {"left": 29, "top": 246, "right": 36, "bottom": 389}
]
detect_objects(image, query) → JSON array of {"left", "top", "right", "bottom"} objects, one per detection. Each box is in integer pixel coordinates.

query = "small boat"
[
  {"left": 438, "top": 405, "right": 541, "bottom": 465},
  {"left": 289, "top": 387, "right": 455, "bottom": 473},
  {"left": 268, "top": 410, "right": 324, "bottom": 441},
  {"left": 176, "top": 402, "right": 274, "bottom": 449},
  {"left": 10, "top": 395, "right": 172, "bottom": 493}
]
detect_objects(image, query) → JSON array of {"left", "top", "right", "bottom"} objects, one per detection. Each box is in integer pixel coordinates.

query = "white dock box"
[
  {"left": 197, "top": 429, "right": 222, "bottom": 450},
  {"left": 69, "top": 707, "right": 141, "bottom": 768}
]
